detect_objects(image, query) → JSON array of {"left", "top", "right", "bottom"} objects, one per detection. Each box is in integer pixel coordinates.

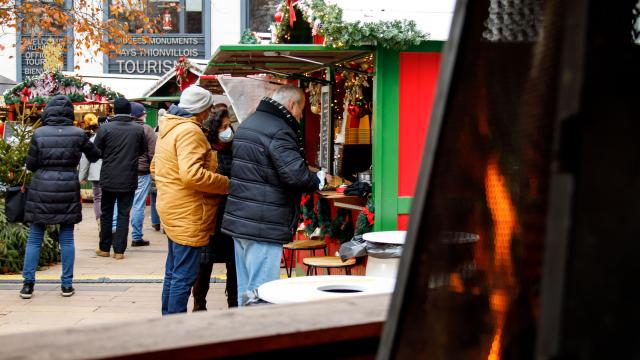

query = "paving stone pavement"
[{"left": 0, "top": 204, "right": 232, "bottom": 335}]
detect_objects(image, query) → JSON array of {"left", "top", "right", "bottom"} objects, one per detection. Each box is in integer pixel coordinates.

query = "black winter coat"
[
  {"left": 94, "top": 115, "right": 146, "bottom": 192},
  {"left": 24, "top": 95, "right": 100, "bottom": 225},
  {"left": 221, "top": 97, "right": 320, "bottom": 244}
]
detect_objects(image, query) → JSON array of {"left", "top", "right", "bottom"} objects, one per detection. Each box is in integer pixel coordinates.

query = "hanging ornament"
[
  {"left": 367, "top": 66, "right": 374, "bottom": 74},
  {"left": 305, "top": 82, "right": 322, "bottom": 115},
  {"left": 162, "top": 9, "right": 173, "bottom": 31},
  {"left": 360, "top": 63, "right": 370, "bottom": 71},
  {"left": 348, "top": 103, "right": 361, "bottom": 118},
  {"left": 334, "top": 73, "right": 342, "bottom": 83},
  {"left": 175, "top": 57, "right": 192, "bottom": 91},
  {"left": 274, "top": 11, "right": 283, "bottom": 23}
]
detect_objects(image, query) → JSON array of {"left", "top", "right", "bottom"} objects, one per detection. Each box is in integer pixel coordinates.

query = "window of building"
[
  {"left": 185, "top": 0, "right": 203, "bottom": 33},
  {"left": 109, "top": 0, "right": 204, "bottom": 35}
]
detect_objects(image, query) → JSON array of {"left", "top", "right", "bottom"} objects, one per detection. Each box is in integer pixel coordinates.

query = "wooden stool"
[
  {"left": 303, "top": 256, "right": 356, "bottom": 276},
  {"left": 283, "top": 240, "right": 327, "bottom": 278}
]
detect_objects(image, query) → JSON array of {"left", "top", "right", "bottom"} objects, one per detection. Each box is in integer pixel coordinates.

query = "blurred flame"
[{"left": 485, "top": 159, "right": 516, "bottom": 360}]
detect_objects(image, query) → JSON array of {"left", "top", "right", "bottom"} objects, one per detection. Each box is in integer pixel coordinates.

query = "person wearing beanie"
[
  {"left": 128, "top": 102, "right": 156, "bottom": 247},
  {"left": 20, "top": 95, "right": 100, "bottom": 299},
  {"left": 94, "top": 98, "right": 147, "bottom": 260},
  {"left": 151, "top": 85, "right": 229, "bottom": 315}
]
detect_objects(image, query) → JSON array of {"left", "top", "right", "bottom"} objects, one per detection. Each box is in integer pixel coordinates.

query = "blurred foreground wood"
[{"left": 0, "top": 294, "right": 390, "bottom": 360}]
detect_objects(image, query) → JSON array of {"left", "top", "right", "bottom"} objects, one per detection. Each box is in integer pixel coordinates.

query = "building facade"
[{"left": 0, "top": 0, "right": 281, "bottom": 82}]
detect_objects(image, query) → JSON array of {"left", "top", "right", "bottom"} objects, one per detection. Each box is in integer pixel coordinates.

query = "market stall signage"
[
  {"left": 20, "top": 36, "right": 70, "bottom": 81},
  {"left": 108, "top": 35, "right": 206, "bottom": 75},
  {"left": 319, "top": 85, "right": 332, "bottom": 171}
]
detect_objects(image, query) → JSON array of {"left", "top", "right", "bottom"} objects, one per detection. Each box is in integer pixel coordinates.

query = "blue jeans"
[
  {"left": 23, "top": 224, "right": 75, "bottom": 287},
  {"left": 150, "top": 191, "right": 160, "bottom": 226},
  {"left": 234, "top": 238, "right": 282, "bottom": 306},
  {"left": 131, "top": 175, "right": 152, "bottom": 241},
  {"left": 162, "top": 239, "right": 202, "bottom": 315}
]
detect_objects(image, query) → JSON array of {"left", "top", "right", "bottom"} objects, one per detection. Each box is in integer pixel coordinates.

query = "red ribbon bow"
[{"left": 288, "top": 0, "right": 297, "bottom": 28}]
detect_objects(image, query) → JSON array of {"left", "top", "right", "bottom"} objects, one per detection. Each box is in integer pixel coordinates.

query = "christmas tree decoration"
[
  {"left": 240, "top": 29, "right": 259, "bottom": 44},
  {"left": 273, "top": 0, "right": 428, "bottom": 49}
]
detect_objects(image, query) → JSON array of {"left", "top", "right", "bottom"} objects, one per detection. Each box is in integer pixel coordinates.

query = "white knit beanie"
[{"left": 178, "top": 85, "right": 214, "bottom": 115}]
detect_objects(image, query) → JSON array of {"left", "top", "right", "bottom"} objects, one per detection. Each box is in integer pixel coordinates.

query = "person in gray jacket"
[{"left": 79, "top": 117, "right": 106, "bottom": 228}]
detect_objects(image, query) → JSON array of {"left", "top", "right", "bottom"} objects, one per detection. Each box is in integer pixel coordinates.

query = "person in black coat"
[
  {"left": 20, "top": 95, "right": 100, "bottom": 299},
  {"left": 192, "top": 107, "right": 237, "bottom": 310},
  {"left": 221, "top": 85, "right": 329, "bottom": 305},
  {"left": 94, "top": 98, "right": 146, "bottom": 259}
]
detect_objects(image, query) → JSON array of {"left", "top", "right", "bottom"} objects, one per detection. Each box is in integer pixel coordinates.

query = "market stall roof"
[
  {"left": 0, "top": 75, "right": 16, "bottom": 94},
  {"left": 140, "top": 58, "right": 224, "bottom": 97},
  {"left": 203, "top": 44, "right": 373, "bottom": 79}
]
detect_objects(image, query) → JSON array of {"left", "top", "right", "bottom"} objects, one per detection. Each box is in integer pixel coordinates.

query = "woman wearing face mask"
[{"left": 192, "top": 107, "right": 238, "bottom": 309}]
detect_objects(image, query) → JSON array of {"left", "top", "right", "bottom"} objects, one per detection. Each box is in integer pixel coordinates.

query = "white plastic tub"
[{"left": 363, "top": 231, "right": 407, "bottom": 278}]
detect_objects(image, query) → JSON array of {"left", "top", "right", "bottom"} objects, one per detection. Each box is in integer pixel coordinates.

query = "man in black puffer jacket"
[
  {"left": 21, "top": 95, "right": 100, "bottom": 299},
  {"left": 94, "top": 98, "right": 146, "bottom": 259},
  {"left": 221, "top": 85, "right": 327, "bottom": 305}
]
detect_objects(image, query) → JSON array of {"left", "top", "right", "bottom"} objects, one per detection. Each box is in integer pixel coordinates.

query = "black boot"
[
  {"left": 61, "top": 285, "right": 75, "bottom": 297},
  {"left": 20, "top": 282, "right": 34, "bottom": 299}
]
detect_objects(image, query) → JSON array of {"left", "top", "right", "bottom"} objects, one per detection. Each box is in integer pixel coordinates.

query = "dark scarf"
[
  {"left": 256, "top": 97, "right": 306, "bottom": 160},
  {"left": 211, "top": 140, "right": 232, "bottom": 152}
]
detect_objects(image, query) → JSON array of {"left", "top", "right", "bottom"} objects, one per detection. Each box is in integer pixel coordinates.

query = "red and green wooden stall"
[{"left": 203, "top": 43, "right": 443, "bottom": 272}]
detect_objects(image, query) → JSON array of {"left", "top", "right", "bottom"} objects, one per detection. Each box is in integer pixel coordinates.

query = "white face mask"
[{"left": 219, "top": 127, "right": 234, "bottom": 143}]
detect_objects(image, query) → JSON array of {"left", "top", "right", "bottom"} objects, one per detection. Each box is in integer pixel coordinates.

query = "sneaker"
[
  {"left": 113, "top": 253, "right": 125, "bottom": 260},
  {"left": 131, "top": 239, "right": 150, "bottom": 247},
  {"left": 61, "top": 286, "right": 75, "bottom": 297},
  {"left": 152, "top": 224, "right": 160, "bottom": 231},
  {"left": 20, "top": 283, "right": 34, "bottom": 299},
  {"left": 96, "top": 248, "right": 110, "bottom": 257}
]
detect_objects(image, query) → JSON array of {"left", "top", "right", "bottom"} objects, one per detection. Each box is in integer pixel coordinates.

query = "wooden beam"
[{"left": 0, "top": 294, "right": 390, "bottom": 360}]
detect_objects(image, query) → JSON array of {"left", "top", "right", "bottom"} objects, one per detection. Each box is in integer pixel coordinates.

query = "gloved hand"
[{"left": 316, "top": 170, "right": 326, "bottom": 190}]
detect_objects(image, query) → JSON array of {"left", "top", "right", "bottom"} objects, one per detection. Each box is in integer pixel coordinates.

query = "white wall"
[
  {"left": 0, "top": 30, "right": 18, "bottom": 81},
  {"left": 72, "top": 0, "right": 104, "bottom": 73},
  {"left": 211, "top": 0, "right": 242, "bottom": 55}
]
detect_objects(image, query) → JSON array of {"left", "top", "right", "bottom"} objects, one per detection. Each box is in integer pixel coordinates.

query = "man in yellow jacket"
[{"left": 151, "top": 85, "right": 229, "bottom": 315}]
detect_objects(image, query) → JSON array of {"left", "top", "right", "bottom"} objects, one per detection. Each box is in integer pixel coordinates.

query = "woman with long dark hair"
[{"left": 192, "top": 107, "right": 237, "bottom": 309}]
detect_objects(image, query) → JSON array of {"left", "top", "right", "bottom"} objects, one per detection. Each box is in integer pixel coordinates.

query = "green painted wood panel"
[{"left": 373, "top": 47, "right": 400, "bottom": 231}]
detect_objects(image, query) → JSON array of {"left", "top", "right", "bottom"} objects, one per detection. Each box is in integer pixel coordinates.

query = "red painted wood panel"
[
  {"left": 398, "top": 52, "right": 441, "bottom": 197},
  {"left": 397, "top": 215, "right": 410, "bottom": 230}
]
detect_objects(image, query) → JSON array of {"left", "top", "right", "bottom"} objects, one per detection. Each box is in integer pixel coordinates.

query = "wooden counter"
[{"left": 317, "top": 190, "right": 368, "bottom": 211}]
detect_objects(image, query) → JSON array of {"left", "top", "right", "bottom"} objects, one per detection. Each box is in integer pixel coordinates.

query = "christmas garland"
[
  {"left": 300, "top": 193, "right": 374, "bottom": 242},
  {"left": 273, "top": 0, "right": 429, "bottom": 49},
  {"left": 355, "top": 198, "right": 375, "bottom": 235},
  {"left": 4, "top": 72, "right": 121, "bottom": 105}
]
